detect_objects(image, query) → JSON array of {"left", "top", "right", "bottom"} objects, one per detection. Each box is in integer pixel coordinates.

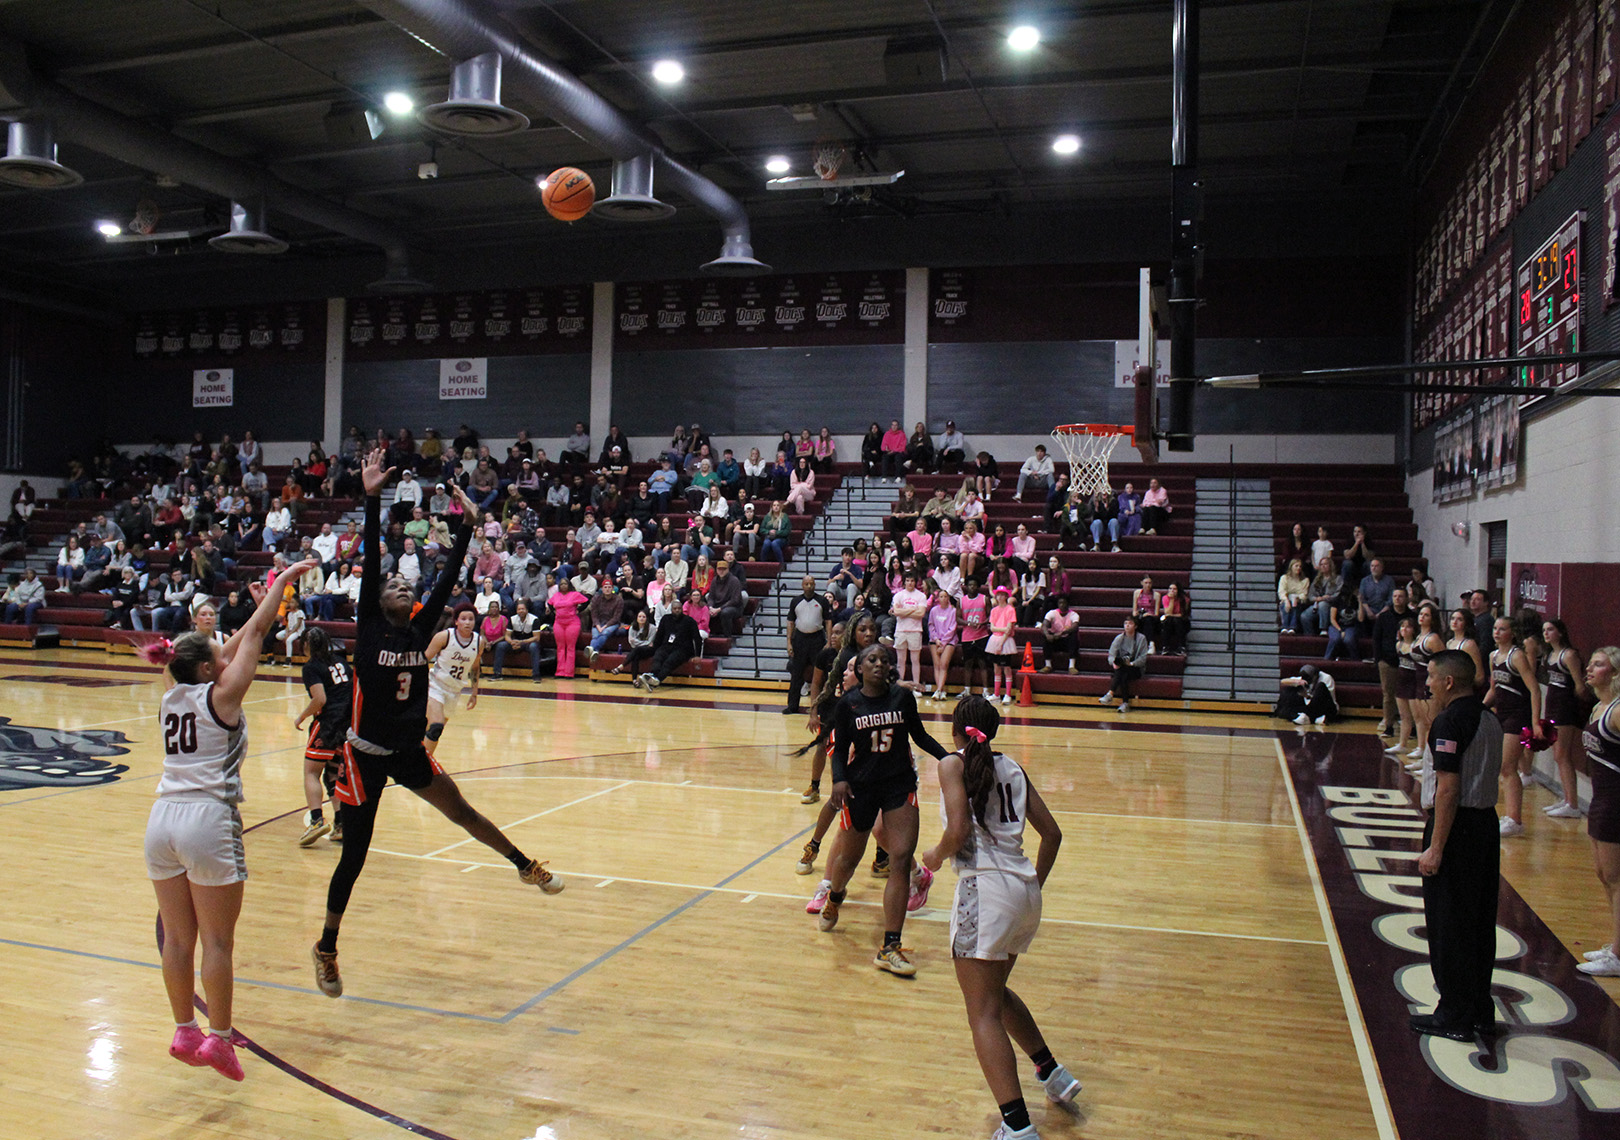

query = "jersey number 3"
[
  {"left": 995, "top": 782, "right": 1019, "bottom": 824},
  {"left": 164, "top": 711, "right": 199, "bottom": 755},
  {"left": 396, "top": 671, "right": 412, "bottom": 700}
]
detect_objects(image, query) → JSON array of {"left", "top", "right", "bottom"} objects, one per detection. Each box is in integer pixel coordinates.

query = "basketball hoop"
[
  {"left": 1051, "top": 423, "right": 1134, "bottom": 497},
  {"left": 812, "top": 141, "right": 847, "bottom": 181}
]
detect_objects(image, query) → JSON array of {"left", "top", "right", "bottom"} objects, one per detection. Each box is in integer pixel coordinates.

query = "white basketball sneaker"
[{"left": 1040, "top": 1061, "right": 1082, "bottom": 1103}]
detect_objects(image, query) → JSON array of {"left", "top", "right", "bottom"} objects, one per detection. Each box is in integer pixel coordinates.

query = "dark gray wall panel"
[
  {"left": 111, "top": 360, "right": 324, "bottom": 444},
  {"left": 927, "top": 338, "right": 1403, "bottom": 435},
  {"left": 343, "top": 355, "right": 590, "bottom": 437},
  {"left": 611, "top": 345, "right": 905, "bottom": 434}
]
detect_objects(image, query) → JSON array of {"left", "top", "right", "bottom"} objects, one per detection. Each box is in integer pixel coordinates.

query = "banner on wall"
[
  {"left": 1510, "top": 562, "right": 1562, "bottom": 617},
  {"left": 1431, "top": 405, "right": 1475, "bottom": 504},
  {"left": 1476, "top": 394, "right": 1521, "bottom": 491},
  {"left": 439, "top": 358, "right": 487, "bottom": 400},
  {"left": 192, "top": 368, "right": 233, "bottom": 408},
  {"left": 1112, "top": 340, "right": 1170, "bottom": 387}
]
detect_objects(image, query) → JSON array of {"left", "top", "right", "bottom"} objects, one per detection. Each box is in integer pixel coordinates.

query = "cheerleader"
[
  {"left": 1447, "top": 608, "right": 1487, "bottom": 691},
  {"left": 143, "top": 557, "right": 316, "bottom": 1081},
  {"left": 1575, "top": 647, "right": 1620, "bottom": 977},
  {"left": 1406, "top": 604, "right": 1446, "bottom": 767},
  {"left": 921, "top": 696, "right": 1078, "bottom": 1139},
  {"left": 1542, "top": 619, "right": 1592, "bottom": 819},
  {"left": 1388, "top": 615, "right": 1419, "bottom": 761},
  {"left": 424, "top": 605, "right": 483, "bottom": 757},
  {"left": 816, "top": 643, "right": 949, "bottom": 976},
  {"left": 1485, "top": 616, "right": 1541, "bottom": 838}
]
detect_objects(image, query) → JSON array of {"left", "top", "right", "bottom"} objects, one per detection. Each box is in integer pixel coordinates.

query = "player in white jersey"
[
  {"left": 921, "top": 696, "right": 1078, "bottom": 1140},
  {"left": 424, "top": 605, "right": 482, "bottom": 757},
  {"left": 141, "top": 557, "right": 316, "bottom": 1083}
]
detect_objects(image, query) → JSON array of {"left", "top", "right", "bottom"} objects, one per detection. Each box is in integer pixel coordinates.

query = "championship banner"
[
  {"left": 1432, "top": 406, "right": 1475, "bottom": 504},
  {"left": 192, "top": 368, "right": 233, "bottom": 408},
  {"left": 439, "top": 358, "right": 487, "bottom": 400},
  {"left": 1476, "top": 394, "right": 1521, "bottom": 492}
]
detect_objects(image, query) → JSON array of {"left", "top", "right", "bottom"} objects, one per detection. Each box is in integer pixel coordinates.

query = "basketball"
[{"left": 540, "top": 166, "right": 595, "bottom": 222}]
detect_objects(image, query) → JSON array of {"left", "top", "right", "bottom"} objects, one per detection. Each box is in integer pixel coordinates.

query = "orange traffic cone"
[{"left": 1017, "top": 642, "right": 1037, "bottom": 707}]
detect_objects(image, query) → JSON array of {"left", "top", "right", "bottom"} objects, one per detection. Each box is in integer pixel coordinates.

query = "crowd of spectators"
[{"left": 1276, "top": 522, "right": 1434, "bottom": 664}]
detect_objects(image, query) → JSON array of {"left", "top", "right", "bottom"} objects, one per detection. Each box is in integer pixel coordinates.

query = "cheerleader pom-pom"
[{"left": 137, "top": 638, "right": 176, "bottom": 667}]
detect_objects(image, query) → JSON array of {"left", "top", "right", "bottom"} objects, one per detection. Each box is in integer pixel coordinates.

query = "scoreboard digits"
[{"left": 1515, "top": 210, "right": 1584, "bottom": 386}]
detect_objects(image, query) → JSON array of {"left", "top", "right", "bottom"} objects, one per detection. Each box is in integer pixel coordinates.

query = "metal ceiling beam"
[
  {"left": 56, "top": 13, "right": 388, "bottom": 77},
  {"left": 174, "top": 93, "right": 342, "bottom": 127}
]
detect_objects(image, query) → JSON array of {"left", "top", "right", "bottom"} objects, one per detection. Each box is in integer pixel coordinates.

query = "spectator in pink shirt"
[
  {"left": 1141, "top": 478, "right": 1171, "bottom": 535},
  {"left": 879, "top": 419, "right": 908, "bottom": 480},
  {"left": 926, "top": 589, "right": 959, "bottom": 700},
  {"left": 907, "top": 516, "right": 934, "bottom": 564},
  {"left": 937, "top": 518, "right": 961, "bottom": 561},
  {"left": 890, "top": 571, "right": 930, "bottom": 690},
  {"left": 1008, "top": 523, "right": 1037, "bottom": 576},
  {"left": 959, "top": 519, "right": 987, "bottom": 582},
  {"left": 812, "top": 427, "right": 836, "bottom": 474}
]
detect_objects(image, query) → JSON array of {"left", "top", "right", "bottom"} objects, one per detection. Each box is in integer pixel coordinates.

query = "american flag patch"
[{"left": 1435, "top": 738, "right": 1459, "bottom": 753}]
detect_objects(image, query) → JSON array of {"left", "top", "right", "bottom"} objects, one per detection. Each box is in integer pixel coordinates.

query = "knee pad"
[{"left": 425, "top": 722, "right": 445, "bottom": 742}]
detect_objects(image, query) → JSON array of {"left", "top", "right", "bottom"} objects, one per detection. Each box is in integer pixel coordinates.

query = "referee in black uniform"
[
  {"left": 784, "top": 575, "right": 833, "bottom": 714},
  {"left": 1413, "top": 648, "right": 1504, "bottom": 1040}
]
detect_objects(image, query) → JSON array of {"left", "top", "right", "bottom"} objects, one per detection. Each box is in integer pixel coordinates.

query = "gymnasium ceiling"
[{"left": 0, "top": 0, "right": 1497, "bottom": 308}]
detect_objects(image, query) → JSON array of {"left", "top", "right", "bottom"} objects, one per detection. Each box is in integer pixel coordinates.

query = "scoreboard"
[{"left": 1515, "top": 210, "right": 1583, "bottom": 385}]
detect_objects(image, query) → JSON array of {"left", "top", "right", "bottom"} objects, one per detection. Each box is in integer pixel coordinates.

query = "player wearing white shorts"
[
  {"left": 424, "top": 607, "right": 482, "bottom": 756},
  {"left": 142, "top": 557, "right": 316, "bottom": 1083},
  {"left": 922, "top": 695, "right": 1079, "bottom": 1140}
]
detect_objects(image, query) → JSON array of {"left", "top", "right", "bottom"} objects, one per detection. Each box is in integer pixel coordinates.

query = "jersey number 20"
[{"left": 164, "top": 712, "right": 199, "bottom": 755}]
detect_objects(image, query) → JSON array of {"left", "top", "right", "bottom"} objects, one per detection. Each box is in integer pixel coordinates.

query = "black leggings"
[{"left": 325, "top": 793, "right": 380, "bottom": 916}]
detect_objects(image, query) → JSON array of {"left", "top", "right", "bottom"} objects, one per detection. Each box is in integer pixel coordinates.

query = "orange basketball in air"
[{"left": 540, "top": 167, "right": 595, "bottom": 222}]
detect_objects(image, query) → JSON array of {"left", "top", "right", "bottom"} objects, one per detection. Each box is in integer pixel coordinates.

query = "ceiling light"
[
  {"left": 1052, "top": 134, "right": 1081, "bottom": 155},
  {"left": 651, "top": 60, "right": 685, "bottom": 85},
  {"left": 383, "top": 91, "right": 414, "bottom": 115},
  {"left": 96, "top": 220, "right": 122, "bottom": 237},
  {"left": 1008, "top": 26, "right": 1041, "bottom": 52},
  {"left": 765, "top": 156, "right": 791, "bottom": 174}
]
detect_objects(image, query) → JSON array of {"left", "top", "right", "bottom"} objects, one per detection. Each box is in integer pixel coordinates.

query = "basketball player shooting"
[{"left": 310, "top": 449, "right": 562, "bottom": 1000}]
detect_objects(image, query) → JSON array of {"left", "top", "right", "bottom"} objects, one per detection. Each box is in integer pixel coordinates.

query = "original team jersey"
[
  {"left": 430, "top": 630, "right": 483, "bottom": 693},
  {"left": 300, "top": 656, "right": 354, "bottom": 737},
  {"left": 829, "top": 684, "right": 948, "bottom": 785},
  {"left": 155, "top": 682, "right": 248, "bottom": 804},
  {"left": 941, "top": 750, "right": 1037, "bottom": 881},
  {"left": 352, "top": 494, "right": 474, "bottom": 752}
]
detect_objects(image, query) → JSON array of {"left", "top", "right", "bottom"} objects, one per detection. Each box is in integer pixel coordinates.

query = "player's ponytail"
[
  {"left": 953, "top": 695, "right": 1001, "bottom": 830},
  {"left": 148, "top": 631, "right": 215, "bottom": 684},
  {"left": 305, "top": 625, "right": 337, "bottom": 665}
]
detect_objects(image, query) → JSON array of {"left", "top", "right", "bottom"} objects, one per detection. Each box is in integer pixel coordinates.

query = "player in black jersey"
[
  {"left": 311, "top": 449, "right": 562, "bottom": 1000},
  {"left": 817, "top": 642, "right": 948, "bottom": 976},
  {"left": 293, "top": 626, "right": 352, "bottom": 846}
]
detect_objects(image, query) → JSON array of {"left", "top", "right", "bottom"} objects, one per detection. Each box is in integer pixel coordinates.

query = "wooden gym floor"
[{"left": 0, "top": 650, "right": 1614, "bottom": 1140}]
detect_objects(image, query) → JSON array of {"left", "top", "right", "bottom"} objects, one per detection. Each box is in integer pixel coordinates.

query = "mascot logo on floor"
[{"left": 0, "top": 716, "right": 131, "bottom": 791}]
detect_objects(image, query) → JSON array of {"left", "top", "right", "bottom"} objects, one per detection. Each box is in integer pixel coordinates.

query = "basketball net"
[
  {"left": 1051, "top": 424, "right": 1132, "bottom": 497},
  {"left": 813, "top": 143, "right": 846, "bottom": 181}
]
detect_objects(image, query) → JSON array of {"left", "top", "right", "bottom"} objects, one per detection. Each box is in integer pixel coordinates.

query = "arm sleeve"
[
  {"left": 359, "top": 495, "right": 382, "bottom": 619},
  {"left": 415, "top": 518, "right": 476, "bottom": 634},
  {"left": 830, "top": 699, "right": 856, "bottom": 783},
  {"left": 903, "top": 690, "right": 949, "bottom": 759}
]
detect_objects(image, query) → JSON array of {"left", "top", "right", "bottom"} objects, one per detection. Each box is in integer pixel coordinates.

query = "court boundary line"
[{"left": 1273, "top": 737, "right": 1399, "bottom": 1140}]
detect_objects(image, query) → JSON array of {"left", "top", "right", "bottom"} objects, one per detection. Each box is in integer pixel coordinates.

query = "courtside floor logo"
[
  {"left": 0, "top": 716, "right": 131, "bottom": 791},
  {"left": 1281, "top": 732, "right": 1620, "bottom": 1137}
]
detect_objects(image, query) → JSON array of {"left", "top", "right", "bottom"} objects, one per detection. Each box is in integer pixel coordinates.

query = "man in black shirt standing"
[
  {"left": 1372, "top": 587, "right": 1410, "bottom": 735},
  {"left": 785, "top": 575, "right": 833, "bottom": 714},
  {"left": 1413, "top": 649, "right": 1504, "bottom": 1040}
]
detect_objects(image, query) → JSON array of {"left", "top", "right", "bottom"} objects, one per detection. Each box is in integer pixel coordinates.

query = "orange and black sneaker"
[
  {"left": 873, "top": 943, "right": 917, "bottom": 976},
  {"left": 816, "top": 896, "right": 841, "bottom": 932},
  {"left": 311, "top": 944, "right": 343, "bottom": 998},
  {"left": 521, "top": 859, "right": 565, "bottom": 894},
  {"left": 795, "top": 838, "right": 820, "bottom": 875}
]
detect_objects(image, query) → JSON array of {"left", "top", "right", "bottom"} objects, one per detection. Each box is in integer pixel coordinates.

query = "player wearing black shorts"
[
  {"left": 817, "top": 642, "right": 948, "bottom": 976},
  {"left": 311, "top": 450, "right": 562, "bottom": 1000},
  {"left": 293, "top": 626, "right": 352, "bottom": 846}
]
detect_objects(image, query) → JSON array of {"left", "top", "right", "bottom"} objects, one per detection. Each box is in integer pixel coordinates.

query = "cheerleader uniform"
[
  {"left": 1490, "top": 648, "right": 1533, "bottom": 735},
  {"left": 945, "top": 750, "right": 1042, "bottom": 960},
  {"left": 1396, "top": 642, "right": 1422, "bottom": 700},
  {"left": 1546, "top": 650, "right": 1588, "bottom": 728},
  {"left": 1583, "top": 699, "right": 1620, "bottom": 844},
  {"left": 1409, "top": 635, "right": 1439, "bottom": 700},
  {"left": 144, "top": 682, "right": 249, "bottom": 886}
]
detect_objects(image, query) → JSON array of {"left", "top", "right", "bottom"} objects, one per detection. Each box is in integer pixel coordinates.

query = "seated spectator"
[
  {"left": 861, "top": 422, "right": 885, "bottom": 478},
  {"left": 972, "top": 453, "right": 999, "bottom": 500},
  {"left": 55, "top": 533, "right": 85, "bottom": 585},
  {"left": 1302, "top": 556, "right": 1341, "bottom": 636},
  {"left": 152, "top": 567, "right": 196, "bottom": 633},
  {"left": 9, "top": 478, "right": 37, "bottom": 521},
  {"left": 1054, "top": 484, "right": 1088, "bottom": 549},
  {"left": 586, "top": 580, "right": 627, "bottom": 662},
  {"left": 1131, "top": 575, "right": 1160, "bottom": 651},
  {"left": 959, "top": 519, "right": 987, "bottom": 582},
  {"left": 1310, "top": 525, "right": 1334, "bottom": 572},
  {"left": 933, "top": 553, "right": 963, "bottom": 600},
  {"left": 812, "top": 427, "right": 836, "bottom": 474},
  {"left": 663, "top": 547, "right": 689, "bottom": 593},
  {"left": 1014, "top": 446, "right": 1054, "bottom": 501},
  {"left": 217, "top": 588, "right": 253, "bottom": 635},
  {"left": 728, "top": 503, "right": 760, "bottom": 561},
  {"left": 1117, "top": 482, "right": 1144, "bottom": 537},
  {"left": 936, "top": 420, "right": 967, "bottom": 472},
  {"left": 1089, "top": 489, "right": 1120, "bottom": 552},
  {"left": 1007, "top": 523, "right": 1036, "bottom": 577},
  {"left": 560, "top": 422, "right": 590, "bottom": 467},
  {"left": 786, "top": 458, "right": 817, "bottom": 514},
  {"left": 493, "top": 598, "right": 545, "bottom": 681},
  {"left": 906, "top": 515, "right": 934, "bottom": 564},
  {"left": 77, "top": 533, "right": 115, "bottom": 594},
  {"left": 700, "top": 484, "right": 730, "bottom": 526},
  {"left": 683, "top": 587, "right": 711, "bottom": 639},
  {"left": 614, "top": 608, "right": 660, "bottom": 679},
  {"left": 1040, "top": 598, "right": 1079, "bottom": 674},
  {"left": 1277, "top": 522, "right": 1309, "bottom": 574},
  {"left": 760, "top": 502, "right": 793, "bottom": 564},
  {"left": 1406, "top": 562, "right": 1434, "bottom": 605},
  {"left": 1278, "top": 558, "right": 1310, "bottom": 633},
  {"left": 707, "top": 558, "right": 746, "bottom": 636},
  {"left": 937, "top": 518, "right": 961, "bottom": 564},
  {"left": 3, "top": 568, "right": 46, "bottom": 625},
  {"left": 920, "top": 488, "right": 956, "bottom": 535},
  {"left": 101, "top": 567, "right": 143, "bottom": 629},
  {"left": 1141, "top": 478, "right": 1171, "bottom": 535},
  {"left": 713, "top": 449, "right": 741, "bottom": 497},
  {"left": 263, "top": 501, "right": 293, "bottom": 552},
  {"left": 1101, "top": 615, "right": 1151, "bottom": 713},
  {"left": 1018, "top": 561, "right": 1047, "bottom": 627},
  {"left": 1324, "top": 588, "right": 1359, "bottom": 660},
  {"left": 1157, "top": 582, "right": 1189, "bottom": 654},
  {"left": 470, "top": 459, "right": 500, "bottom": 510},
  {"left": 1277, "top": 662, "right": 1338, "bottom": 725}
]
